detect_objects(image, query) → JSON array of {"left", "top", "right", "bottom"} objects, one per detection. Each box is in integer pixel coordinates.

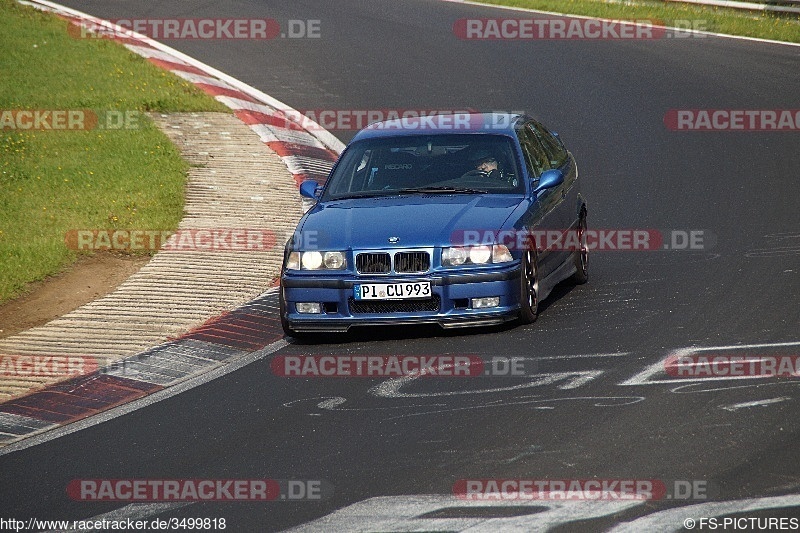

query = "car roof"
[{"left": 350, "top": 112, "right": 525, "bottom": 142}]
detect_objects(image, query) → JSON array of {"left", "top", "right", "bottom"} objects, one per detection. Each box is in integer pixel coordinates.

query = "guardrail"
[{"left": 664, "top": 0, "right": 800, "bottom": 15}]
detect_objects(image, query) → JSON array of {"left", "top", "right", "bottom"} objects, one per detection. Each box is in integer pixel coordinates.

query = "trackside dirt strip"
[{"left": 0, "top": 0, "right": 344, "bottom": 444}]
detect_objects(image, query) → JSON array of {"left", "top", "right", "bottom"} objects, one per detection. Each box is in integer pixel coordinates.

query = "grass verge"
[
  {"left": 470, "top": 0, "right": 800, "bottom": 43},
  {"left": 0, "top": 0, "right": 229, "bottom": 303}
]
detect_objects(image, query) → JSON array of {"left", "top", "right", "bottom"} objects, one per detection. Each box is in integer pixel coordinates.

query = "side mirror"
[
  {"left": 532, "top": 169, "right": 564, "bottom": 195},
  {"left": 299, "top": 180, "right": 321, "bottom": 199}
]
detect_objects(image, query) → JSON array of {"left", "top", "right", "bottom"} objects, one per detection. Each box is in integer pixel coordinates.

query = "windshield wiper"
[
  {"left": 398, "top": 186, "right": 488, "bottom": 195},
  {"left": 329, "top": 191, "right": 390, "bottom": 200}
]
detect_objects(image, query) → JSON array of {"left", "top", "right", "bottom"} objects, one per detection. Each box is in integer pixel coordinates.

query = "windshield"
[{"left": 321, "top": 134, "right": 524, "bottom": 200}]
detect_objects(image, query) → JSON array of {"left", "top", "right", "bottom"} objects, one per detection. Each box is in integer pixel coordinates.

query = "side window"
[
  {"left": 530, "top": 122, "right": 568, "bottom": 169},
  {"left": 516, "top": 126, "right": 549, "bottom": 178},
  {"left": 328, "top": 148, "right": 372, "bottom": 195},
  {"left": 516, "top": 131, "right": 536, "bottom": 177}
]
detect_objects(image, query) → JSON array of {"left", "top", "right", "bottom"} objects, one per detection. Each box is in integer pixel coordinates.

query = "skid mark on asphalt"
[
  {"left": 379, "top": 396, "right": 646, "bottom": 420},
  {"left": 370, "top": 370, "right": 606, "bottom": 398},
  {"left": 283, "top": 394, "right": 644, "bottom": 421},
  {"left": 280, "top": 343, "right": 800, "bottom": 420},
  {"left": 721, "top": 396, "right": 792, "bottom": 411},
  {"left": 282, "top": 396, "right": 448, "bottom": 413},
  {"left": 670, "top": 381, "right": 800, "bottom": 394},
  {"left": 280, "top": 352, "right": 637, "bottom": 419},
  {"left": 746, "top": 232, "right": 800, "bottom": 258}
]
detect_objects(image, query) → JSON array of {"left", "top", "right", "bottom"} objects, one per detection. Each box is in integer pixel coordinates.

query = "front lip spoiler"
[
  {"left": 282, "top": 267, "right": 520, "bottom": 289},
  {"left": 286, "top": 310, "right": 519, "bottom": 333}
]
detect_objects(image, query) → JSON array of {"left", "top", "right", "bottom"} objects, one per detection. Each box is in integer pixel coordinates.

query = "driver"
[
  {"left": 476, "top": 155, "right": 499, "bottom": 174},
  {"left": 469, "top": 149, "right": 507, "bottom": 182}
]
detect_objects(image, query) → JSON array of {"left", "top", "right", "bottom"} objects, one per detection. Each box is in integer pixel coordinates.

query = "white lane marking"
[
  {"left": 721, "top": 396, "right": 792, "bottom": 411},
  {"left": 23, "top": 0, "right": 345, "bottom": 153},
  {"left": 0, "top": 338, "right": 288, "bottom": 457},
  {"left": 282, "top": 495, "right": 643, "bottom": 532},
  {"left": 619, "top": 341, "right": 800, "bottom": 386},
  {"left": 608, "top": 494, "right": 800, "bottom": 532},
  {"left": 46, "top": 503, "right": 193, "bottom": 533},
  {"left": 440, "top": 0, "right": 800, "bottom": 48}
]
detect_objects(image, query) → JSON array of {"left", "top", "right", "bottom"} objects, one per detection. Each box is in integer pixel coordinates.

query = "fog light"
[
  {"left": 471, "top": 297, "right": 500, "bottom": 309},
  {"left": 296, "top": 302, "right": 322, "bottom": 314}
]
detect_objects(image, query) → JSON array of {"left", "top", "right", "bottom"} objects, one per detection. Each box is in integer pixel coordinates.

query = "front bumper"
[{"left": 281, "top": 263, "right": 522, "bottom": 332}]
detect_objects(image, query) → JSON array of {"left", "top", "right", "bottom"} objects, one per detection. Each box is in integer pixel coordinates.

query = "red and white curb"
[
  {"left": 1, "top": 1, "right": 345, "bottom": 452},
  {"left": 0, "top": 289, "right": 288, "bottom": 454}
]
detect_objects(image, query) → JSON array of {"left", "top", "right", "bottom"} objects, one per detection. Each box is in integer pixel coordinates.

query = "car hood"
[{"left": 297, "top": 195, "right": 525, "bottom": 250}]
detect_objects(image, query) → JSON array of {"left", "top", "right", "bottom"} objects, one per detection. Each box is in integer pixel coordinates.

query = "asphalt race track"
[{"left": 2, "top": 1, "right": 799, "bottom": 531}]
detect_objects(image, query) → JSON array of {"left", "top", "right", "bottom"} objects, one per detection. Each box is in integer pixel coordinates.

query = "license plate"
[{"left": 354, "top": 282, "right": 431, "bottom": 300}]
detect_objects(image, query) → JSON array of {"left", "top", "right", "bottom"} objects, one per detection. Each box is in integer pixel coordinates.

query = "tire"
[
  {"left": 568, "top": 209, "right": 588, "bottom": 285},
  {"left": 519, "top": 248, "right": 539, "bottom": 324}
]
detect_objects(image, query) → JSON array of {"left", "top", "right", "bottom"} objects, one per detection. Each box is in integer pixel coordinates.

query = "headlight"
[
  {"left": 286, "top": 251, "right": 300, "bottom": 270},
  {"left": 323, "top": 251, "right": 346, "bottom": 269},
  {"left": 469, "top": 245, "right": 492, "bottom": 264},
  {"left": 492, "top": 244, "right": 513, "bottom": 263},
  {"left": 442, "top": 247, "right": 467, "bottom": 266},
  {"left": 442, "top": 244, "right": 514, "bottom": 266},
  {"left": 285, "top": 251, "right": 347, "bottom": 270},
  {"left": 301, "top": 251, "right": 323, "bottom": 269}
]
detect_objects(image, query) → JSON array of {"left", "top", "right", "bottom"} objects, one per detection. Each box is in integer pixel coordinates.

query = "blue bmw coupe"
[{"left": 279, "top": 113, "right": 587, "bottom": 336}]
